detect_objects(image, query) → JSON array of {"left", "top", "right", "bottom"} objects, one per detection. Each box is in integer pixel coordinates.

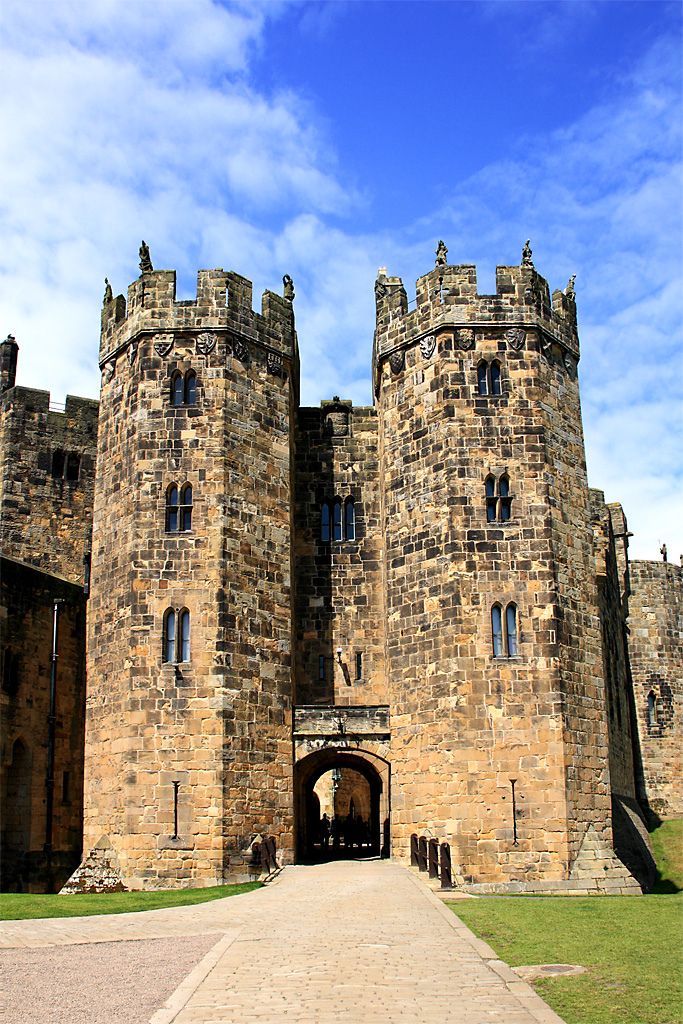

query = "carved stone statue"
[
  {"left": 435, "top": 240, "right": 448, "bottom": 266},
  {"left": 565, "top": 274, "right": 576, "bottom": 298},
  {"left": 660, "top": 543, "right": 668, "bottom": 563},
  {"left": 283, "top": 274, "right": 295, "bottom": 302},
  {"left": 521, "top": 240, "right": 533, "bottom": 268},
  {"left": 139, "top": 240, "right": 153, "bottom": 274},
  {"left": 103, "top": 278, "right": 113, "bottom": 304}
]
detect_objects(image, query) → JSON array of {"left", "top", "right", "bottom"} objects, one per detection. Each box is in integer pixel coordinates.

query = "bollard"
[
  {"left": 410, "top": 833, "right": 419, "bottom": 867},
  {"left": 428, "top": 838, "right": 439, "bottom": 879},
  {"left": 440, "top": 842, "right": 452, "bottom": 889},
  {"left": 418, "top": 836, "right": 428, "bottom": 872}
]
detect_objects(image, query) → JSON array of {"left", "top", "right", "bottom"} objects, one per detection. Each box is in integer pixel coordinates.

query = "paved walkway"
[{"left": 1, "top": 860, "right": 565, "bottom": 1024}]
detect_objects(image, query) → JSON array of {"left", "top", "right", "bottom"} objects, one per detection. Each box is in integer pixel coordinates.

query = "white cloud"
[{"left": 0, "top": 3, "right": 680, "bottom": 561}]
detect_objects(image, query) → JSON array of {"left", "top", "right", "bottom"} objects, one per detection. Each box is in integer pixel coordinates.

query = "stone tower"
[
  {"left": 81, "top": 261, "right": 298, "bottom": 888},
  {"left": 373, "top": 249, "right": 635, "bottom": 887}
]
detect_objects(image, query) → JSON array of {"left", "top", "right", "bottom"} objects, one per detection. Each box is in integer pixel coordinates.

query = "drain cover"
[{"left": 513, "top": 964, "right": 587, "bottom": 982}]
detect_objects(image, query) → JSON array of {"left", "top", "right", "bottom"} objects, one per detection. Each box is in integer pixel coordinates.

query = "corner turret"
[{"left": 0, "top": 334, "right": 19, "bottom": 392}]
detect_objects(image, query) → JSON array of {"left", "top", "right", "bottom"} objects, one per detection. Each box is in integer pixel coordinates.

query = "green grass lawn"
[
  {"left": 449, "top": 819, "right": 683, "bottom": 1024},
  {"left": 0, "top": 881, "right": 261, "bottom": 921}
]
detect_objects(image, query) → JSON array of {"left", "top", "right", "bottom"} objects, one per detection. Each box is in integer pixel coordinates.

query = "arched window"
[
  {"left": 163, "top": 609, "right": 176, "bottom": 664},
  {"left": 180, "top": 484, "right": 193, "bottom": 531},
  {"left": 333, "top": 499, "right": 343, "bottom": 542},
  {"left": 485, "top": 476, "right": 497, "bottom": 522},
  {"left": 166, "top": 485, "right": 179, "bottom": 532},
  {"left": 345, "top": 499, "right": 356, "bottom": 541},
  {"left": 321, "top": 502, "right": 330, "bottom": 542},
  {"left": 491, "top": 604, "right": 504, "bottom": 658},
  {"left": 477, "top": 361, "right": 489, "bottom": 396},
  {"left": 499, "top": 475, "right": 511, "bottom": 521},
  {"left": 485, "top": 474, "right": 512, "bottom": 522},
  {"left": 171, "top": 372, "right": 184, "bottom": 407},
  {"left": 477, "top": 360, "right": 503, "bottom": 397},
  {"left": 647, "top": 691, "right": 657, "bottom": 728},
  {"left": 184, "top": 370, "right": 197, "bottom": 405},
  {"left": 492, "top": 602, "right": 519, "bottom": 658},
  {"left": 179, "top": 609, "right": 190, "bottom": 662},
  {"left": 506, "top": 603, "right": 518, "bottom": 656}
]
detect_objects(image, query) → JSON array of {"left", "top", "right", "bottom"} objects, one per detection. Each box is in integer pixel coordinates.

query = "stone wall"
[
  {"left": 293, "top": 401, "right": 387, "bottom": 705},
  {"left": 0, "top": 558, "right": 86, "bottom": 891},
  {"left": 0, "top": 347, "right": 98, "bottom": 585},
  {"left": 627, "top": 559, "right": 683, "bottom": 817},
  {"left": 82, "top": 266, "right": 297, "bottom": 888},
  {"left": 589, "top": 492, "right": 638, "bottom": 798}
]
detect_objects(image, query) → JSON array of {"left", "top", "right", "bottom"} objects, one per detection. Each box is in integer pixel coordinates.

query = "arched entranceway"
[{"left": 294, "top": 748, "right": 390, "bottom": 862}]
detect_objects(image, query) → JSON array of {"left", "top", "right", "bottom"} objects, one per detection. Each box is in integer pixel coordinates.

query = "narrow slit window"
[
  {"left": 171, "top": 372, "right": 184, "bottom": 407},
  {"left": 506, "top": 603, "right": 518, "bottom": 656},
  {"left": 318, "top": 655, "right": 326, "bottom": 681},
  {"left": 51, "top": 450, "right": 65, "bottom": 478},
  {"left": 490, "top": 361, "right": 502, "bottom": 396},
  {"left": 485, "top": 476, "right": 497, "bottom": 522},
  {"left": 166, "top": 485, "right": 179, "bottom": 532},
  {"left": 184, "top": 371, "right": 197, "bottom": 405},
  {"left": 180, "top": 484, "right": 193, "bottom": 531},
  {"left": 477, "top": 361, "right": 489, "bottom": 396},
  {"left": 345, "top": 499, "right": 356, "bottom": 541},
  {"left": 163, "top": 609, "right": 176, "bottom": 664},
  {"left": 499, "top": 475, "right": 511, "bottom": 521},
  {"left": 333, "top": 499, "right": 343, "bottom": 542},
  {"left": 66, "top": 453, "right": 81, "bottom": 481},
  {"left": 355, "top": 651, "right": 362, "bottom": 680},
  {"left": 647, "top": 691, "right": 657, "bottom": 728},
  {"left": 492, "top": 605, "right": 503, "bottom": 658},
  {"left": 321, "top": 502, "right": 330, "bottom": 542},
  {"left": 179, "top": 609, "right": 190, "bottom": 662}
]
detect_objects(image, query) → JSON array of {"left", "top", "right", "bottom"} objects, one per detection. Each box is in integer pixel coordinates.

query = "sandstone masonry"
[{"left": 2, "top": 245, "right": 680, "bottom": 894}]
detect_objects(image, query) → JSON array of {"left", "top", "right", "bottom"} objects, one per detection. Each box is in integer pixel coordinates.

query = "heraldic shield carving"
[
  {"left": 389, "top": 350, "right": 405, "bottom": 374},
  {"left": 506, "top": 328, "right": 525, "bottom": 351},
  {"left": 455, "top": 328, "right": 475, "bottom": 351},
  {"left": 196, "top": 332, "right": 217, "bottom": 355},
  {"left": 153, "top": 333, "right": 174, "bottom": 358},
  {"left": 420, "top": 334, "right": 436, "bottom": 360}
]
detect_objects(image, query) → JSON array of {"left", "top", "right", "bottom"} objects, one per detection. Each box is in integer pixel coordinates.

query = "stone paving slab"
[{"left": 0, "top": 861, "right": 566, "bottom": 1024}]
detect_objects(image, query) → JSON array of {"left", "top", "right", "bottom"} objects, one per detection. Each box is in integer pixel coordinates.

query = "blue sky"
[{"left": 0, "top": 0, "right": 681, "bottom": 558}]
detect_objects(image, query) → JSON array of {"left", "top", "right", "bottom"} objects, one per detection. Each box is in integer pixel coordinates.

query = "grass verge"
[
  {"left": 449, "top": 819, "right": 683, "bottom": 1024},
  {"left": 451, "top": 892, "right": 682, "bottom": 1024},
  {"left": 0, "top": 882, "right": 261, "bottom": 921},
  {"left": 649, "top": 818, "right": 683, "bottom": 893}
]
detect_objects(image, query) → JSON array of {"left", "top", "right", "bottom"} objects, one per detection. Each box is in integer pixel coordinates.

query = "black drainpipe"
[{"left": 44, "top": 597, "right": 64, "bottom": 890}]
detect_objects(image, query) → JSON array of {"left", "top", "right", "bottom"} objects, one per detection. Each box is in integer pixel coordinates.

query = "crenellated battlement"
[
  {"left": 373, "top": 251, "right": 579, "bottom": 372},
  {"left": 100, "top": 267, "right": 296, "bottom": 366}
]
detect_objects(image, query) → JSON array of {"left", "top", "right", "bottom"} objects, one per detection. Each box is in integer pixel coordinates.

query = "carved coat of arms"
[
  {"left": 389, "top": 350, "right": 405, "bottom": 374},
  {"left": 153, "top": 334, "right": 174, "bottom": 358},
  {"left": 420, "top": 335, "right": 436, "bottom": 360},
  {"left": 506, "top": 328, "right": 525, "bottom": 351},
  {"left": 196, "top": 332, "right": 217, "bottom": 355}
]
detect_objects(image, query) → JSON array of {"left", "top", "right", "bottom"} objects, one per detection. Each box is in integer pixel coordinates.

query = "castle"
[{"left": 1, "top": 242, "right": 681, "bottom": 894}]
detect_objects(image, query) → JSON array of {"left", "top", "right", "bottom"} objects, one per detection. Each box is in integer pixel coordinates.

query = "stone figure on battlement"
[
  {"left": 283, "top": 274, "right": 295, "bottom": 302},
  {"left": 565, "top": 274, "right": 576, "bottom": 298},
  {"left": 139, "top": 240, "right": 153, "bottom": 274},
  {"left": 522, "top": 239, "right": 533, "bottom": 267},
  {"left": 103, "top": 278, "right": 113, "bottom": 305},
  {"left": 435, "top": 240, "right": 448, "bottom": 266}
]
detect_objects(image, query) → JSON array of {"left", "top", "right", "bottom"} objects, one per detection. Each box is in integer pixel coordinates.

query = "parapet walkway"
[{"left": 1, "top": 860, "right": 565, "bottom": 1024}]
